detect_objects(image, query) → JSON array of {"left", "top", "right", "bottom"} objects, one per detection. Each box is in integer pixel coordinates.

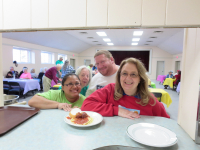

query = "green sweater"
[
  {"left": 80, "top": 86, "right": 89, "bottom": 96},
  {"left": 37, "top": 90, "right": 86, "bottom": 108}
]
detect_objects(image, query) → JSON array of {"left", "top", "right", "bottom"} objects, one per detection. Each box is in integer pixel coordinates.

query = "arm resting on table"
[{"left": 28, "top": 95, "right": 59, "bottom": 109}]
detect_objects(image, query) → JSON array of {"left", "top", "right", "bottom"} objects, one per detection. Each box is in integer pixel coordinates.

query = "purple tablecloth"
[
  {"left": 156, "top": 75, "right": 166, "bottom": 83},
  {"left": 3, "top": 78, "right": 40, "bottom": 95}
]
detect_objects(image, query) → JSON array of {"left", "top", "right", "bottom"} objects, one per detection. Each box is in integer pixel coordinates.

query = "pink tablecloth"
[{"left": 156, "top": 75, "right": 166, "bottom": 83}]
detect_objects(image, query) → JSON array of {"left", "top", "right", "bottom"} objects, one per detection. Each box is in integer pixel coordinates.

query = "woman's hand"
[
  {"left": 59, "top": 78, "right": 62, "bottom": 81},
  {"left": 58, "top": 103, "right": 72, "bottom": 111},
  {"left": 118, "top": 107, "right": 140, "bottom": 120}
]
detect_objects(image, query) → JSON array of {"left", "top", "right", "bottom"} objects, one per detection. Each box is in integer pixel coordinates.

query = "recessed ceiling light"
[
  {"left": 154, "top": 31, "right": 163, "bottom": 33},
  {"left": 146, "top": 41, "right": 153, "bottom": 42},
  {"left": 107, "top": 43, "right": 114, "bottom": 45},
  {"left": 87, "top": 37, "right": 94, "bottom": 39},
  {"left": 97, "top": 44, "right": 102, "bottom": 45},
  {"left": 131, "top": 43, "right": 138, "bottom": 45},
  {"left": 79, "top": 32, "right": 88, "bottom": 34},
  {"left": 92, "top": 41, "right": 98, "bottom": 42},
  {"left": 132, "top": 38, "right": 140, "bottom": 41},
  {"left": 144, "top": 44, "right": 149, "bottom": 45},
  {"left": 96, "top": 32, "right": 107, "bottom": 36},
  {"left": 150, "top": 37, "right": 157, "bottom": 38},
  {"left": 103, "top": 38, "right": 111, "bottom": 42},
  {"left": 133, "top": 31, "right": 143, "bottom": 36}
]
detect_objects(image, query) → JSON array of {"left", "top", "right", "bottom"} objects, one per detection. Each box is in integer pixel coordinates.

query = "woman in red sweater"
[{"left": 81, "top": 58, "right": 170, "bottom": 119}]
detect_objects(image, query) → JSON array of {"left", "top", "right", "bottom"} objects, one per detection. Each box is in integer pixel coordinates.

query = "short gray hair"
[
  {"left": 23, "top": 67, "right": 28, "bottom": 72},
  {"left": 76, "top": 65, "right": 92, "bottom": 86}
]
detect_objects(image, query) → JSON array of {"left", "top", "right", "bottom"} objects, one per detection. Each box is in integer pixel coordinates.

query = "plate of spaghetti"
[{"left": 64, "top": 108, "right": 103, "bottom": 127}]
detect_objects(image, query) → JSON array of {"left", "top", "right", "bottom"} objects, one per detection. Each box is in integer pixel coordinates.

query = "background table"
[
  {"left": 3, "top": 78, "right": 40, "bottom": 95},
  {"left": 163, "top": 78, "right": 176, "bottom": 88},
  {"left": 149, "top": 88, "right": 172, "bottom": 107},
  {"left": 0, "top": 108, "right": 199, "bottom": 150},
  {"left": 151, "top": 82, "right": 156, "bottom": 88},
  {"left": 156, "top": 75, "right": 166, "bottom": 83}
]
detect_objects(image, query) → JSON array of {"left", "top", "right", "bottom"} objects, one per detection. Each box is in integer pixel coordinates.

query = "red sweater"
[
  {"left": 45, "top": 67, "right": 59, "bottom": 84},
  {"left": 81, "top": 83, "right": 170, "bottom": 118}
]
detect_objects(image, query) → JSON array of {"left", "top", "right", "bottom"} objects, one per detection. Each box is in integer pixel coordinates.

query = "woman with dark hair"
[
  {"left": 28, "top": 73, "right": 86, "bottom": 111},
  {"left": 81, "top": 57, "right": 170, "bottom": 119}
]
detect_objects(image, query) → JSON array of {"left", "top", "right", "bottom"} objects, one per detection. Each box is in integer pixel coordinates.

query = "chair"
[
  {"left": 50, "top": 87, "right": 59, "bottom": 90},
  {"left": 152, "top": 92, "right": 162, "bottom": 102},
  {"left": 8, "top": 82, "right": 24, "bottom": 98},
  {"left": 3, "top": 81, "right": 10, "bottom": 94}
]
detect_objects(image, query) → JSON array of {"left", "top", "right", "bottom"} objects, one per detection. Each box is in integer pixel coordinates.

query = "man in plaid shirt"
[{"left": 61, "top": 60, "right": 75, "bottom": 78}]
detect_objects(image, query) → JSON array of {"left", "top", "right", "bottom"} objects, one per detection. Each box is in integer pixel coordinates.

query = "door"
[
  {"left": 84, "top": 59, "right": 91, "bottom": 66},
  {"left": 156, "top": 61, "right": 165, "bottom": 78},
  {"left": 70, "top": 58, "right": 75, "bottom": 68},
  {"left": 175, "top": 61, "right": 181, "bottom": 71}
]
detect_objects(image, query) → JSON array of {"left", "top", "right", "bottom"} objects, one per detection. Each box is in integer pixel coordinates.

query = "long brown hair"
[{"left": 114, "top": 58, "right": 155, "bottom": 106}]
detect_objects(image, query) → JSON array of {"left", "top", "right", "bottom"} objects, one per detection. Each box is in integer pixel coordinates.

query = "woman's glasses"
[
  {"left": 120, "top": 72, "right": 139, "bottom": 78},
  {"left": 64, "top": 82, "right": 81, "bottom": 87}
]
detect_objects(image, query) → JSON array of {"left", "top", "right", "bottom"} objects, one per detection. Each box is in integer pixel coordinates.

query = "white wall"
[
  {"left": 2, "top": 38, "right": 79, "bottom": 76},
  {"left": 78, "top": 46, "right": 173, "bottom": 80},
  {"left": 172, "top": 53, "right": 182, "bottom": 73}
]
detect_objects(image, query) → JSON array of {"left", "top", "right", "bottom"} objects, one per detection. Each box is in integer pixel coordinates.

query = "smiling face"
[
  {"left": 79, "top": 68, "right": 90, "bottom": 88},
  {"left": 62, "top": 75, "right": 81, "bottom": 99},
  {"left": 95, "top": 54, "right": 114, "bottom": 76},
  {"left": 120, "top": 63, "right": 140, "bottom": 96}
]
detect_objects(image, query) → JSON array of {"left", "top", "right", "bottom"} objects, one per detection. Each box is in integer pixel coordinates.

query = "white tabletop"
[{"left": 0, "top": 109, "right": 199, "bottom": 150}]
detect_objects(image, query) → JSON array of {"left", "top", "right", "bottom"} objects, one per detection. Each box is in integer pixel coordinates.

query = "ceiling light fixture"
[
  {"left": 131, "top": 43, "right": 138, "bottom": 45},
  {"left": 132, "top": 38, "right": 140, "bottom": 41},
  {"left": 79, "top": 32, "right": 88, "bottom": 34},
  {"left": 107, "top": 43, "right": 114, "bottom": 45},
  {"left": 87, "top": 37, "right": 94, "bottom": 39},
  {"left": 92, "top": 41, "right": 98, "bottom": 42},
  {"left": 133, "top": 31, "right": 143, "bottom": 36},
  {"left": 96, "top": 32, "right": 107, "bottom": 36},
  {"left": 103, "top": 38, "right": 111, "bottom": 42},
  {"left": 146, "top": 41, "right": 153, "bottom": 42}
]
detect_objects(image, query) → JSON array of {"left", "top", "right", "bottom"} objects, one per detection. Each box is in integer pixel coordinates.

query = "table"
[
  {"left": 163, "top": 78, "right": 176, "bottom": 88},
  {"left": 3, "top": 78, "right": 40, "bottom": 95},
  {"left": 156, "top": 75, "right": 166, "bottom": 83},
  {"left": 0, "top": 108, "right": 199, "bottom": 150},
  {"left": 149, "top": 88, "right": 172, "bottom": 107},
  {"left": 151, "top": 82, "right": 156, "bottom": 88}
]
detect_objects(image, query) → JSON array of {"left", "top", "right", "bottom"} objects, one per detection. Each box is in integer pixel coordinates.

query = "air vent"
[
  {"left": 144, "top": 44, "right": 149, "bottom": 45},
  {"left": 87, "top": 37, "right": 94, "bottom": 39},
  {"left": 146, "top": 41, "right": 153, "bottom": 42},
  {"left": 154, "top": 31, "right": 163, "bottom": 33},
  {"left": 97, "top": 44, "right": 102, "bottom": 45},
  {"left": 79, "top": 32, "right": 88, "bottom": 34},
  {"left": 93, "top": 41, "right": 98, "bottom": 42},
  {"left": 150, "top": 37, "right": 157, "bottom": 38}
]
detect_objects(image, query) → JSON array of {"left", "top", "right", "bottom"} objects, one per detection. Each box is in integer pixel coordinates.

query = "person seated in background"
[
  {"left": 164, "top": 71, "right": 174, "bottom": 89},
  {"left": 6, "top": 66, "right": 19, "bottom": 78},
  {"left": 81, "top": 57, "right": 170, "bottom": 119},
  {"left": 173, "top": 70, "right": 180, "bottom": 76},
  {"left": 38, "top": 68, "right": 45, "bottom": 91},
  {"left": 174, "top": 71, "right": 181, "bottom": 87},
  {"left": 30, "top": 68, "right": 38, "bottom": 78},
  {"left": 87, "top": 64, "right": 93, "bottom": 70},
  {"left": 44, "top": 67, "right": 48, "bottom": 73},
  {"left": 28, "top": 74, "right": 86, "bottom": 111},
  {"left": 75, "top": 66, "right": 92, "bottom": 96},
  {"left": 20, "top": 67, "right": 32, "bottom": 79},
  {"left": 43, "top": 65, "right": 62, "bottom": 92},
  {"left": 18, "top": 66, "right": 27, "bottom": 77},
  {"left": 61, "top": 60, "right": 74, "bottom": 78},
  {"left": 92, "top": 65, "right": 97, "bottom": 71}
]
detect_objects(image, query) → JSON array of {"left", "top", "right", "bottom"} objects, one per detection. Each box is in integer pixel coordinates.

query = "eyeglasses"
[
  {"left": 120, "top": 72, "right": 139, "bottom": 78},
  {"left": 64, "top": 82, "right": 81, "bottom": 87}
]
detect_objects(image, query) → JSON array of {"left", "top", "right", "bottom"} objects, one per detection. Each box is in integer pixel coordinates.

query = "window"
[
  {"left": 13, "top": 47, "right": 35, "bottom": 63},
  {"left": 41, "top": 51, "right": 54, "bottom": 64},
  {"left": 58, "top": 54, "right": 67, "bottom": 62}
]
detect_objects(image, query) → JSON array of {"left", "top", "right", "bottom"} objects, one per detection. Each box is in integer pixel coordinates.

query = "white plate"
[
  {"left": 126, "top": 123, "right": 178, "bottom": 147},
  {"left": 64, "top": 111, "right": 103, "bottom": 127}
]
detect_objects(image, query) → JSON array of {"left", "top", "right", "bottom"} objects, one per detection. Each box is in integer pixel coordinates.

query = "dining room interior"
[{"left": 1, "top": 0, "right": 200, "bottom": 149}]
